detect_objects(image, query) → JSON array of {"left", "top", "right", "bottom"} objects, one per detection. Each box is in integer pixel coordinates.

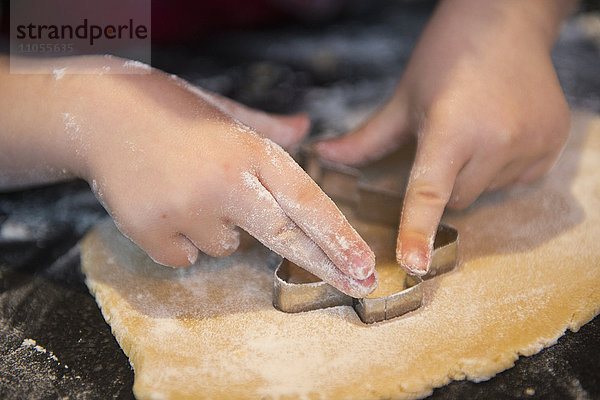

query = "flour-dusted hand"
[
  {"left": 0, "top": 56, "right": 376, "bottom": 297},
  {"left": 315, "top": 0, "right": 576, "bottom": 275}
]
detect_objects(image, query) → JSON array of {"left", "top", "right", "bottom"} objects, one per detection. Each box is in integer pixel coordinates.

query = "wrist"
[
  {"left": 0, "top": 56, "right": 116, "bottom": 186},
  {"left": 433, "top": 0, "right": 573, "bottom": 51}
]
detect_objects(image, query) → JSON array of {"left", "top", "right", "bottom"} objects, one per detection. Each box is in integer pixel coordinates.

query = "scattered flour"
[
  {"left": 525, "top": 387, "right": 536, "bottom": 396},
  {"left": 52, "top": 67, "right": 66, "bottom": 80},
  {"left": 21, "top": 338, "right": 61, "bottom": 362},
  {"left": 62, "top": 112, "right": 89, "bottom": 157},
  {"left": 122, "top": 60, "right": 152, "bottom": 70},
  {"left": 21, "top": 338, "right": 36, "bottom": 347},
  {"left": 0, "top": 221, "right": 31, "bottom": 240}
]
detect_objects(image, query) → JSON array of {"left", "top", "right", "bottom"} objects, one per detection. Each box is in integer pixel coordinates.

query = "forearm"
[
  {"left": 0, "top": 56, "right": 80, "bottom": 189},
  {"left": 0, "top": 55, "right": 144, "bottom": 190}
]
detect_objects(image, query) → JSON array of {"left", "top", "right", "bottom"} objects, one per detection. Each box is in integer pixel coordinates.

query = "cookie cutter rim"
[
  {"left": 272, "top": 146, "right": 459, "bottom": 324},
  {"left": 273, "top": 223, "right": 458, "bottom": 324},
  {"left": 299, "top": 145, "right": 412, "bottom": 226}
]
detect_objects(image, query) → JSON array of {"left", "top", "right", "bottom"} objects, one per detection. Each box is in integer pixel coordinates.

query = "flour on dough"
[{"left": 81, "top": 112, "right": 600, "bottom": 400}]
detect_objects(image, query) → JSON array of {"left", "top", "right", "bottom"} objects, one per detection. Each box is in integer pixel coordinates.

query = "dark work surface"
[{"left": 1, "top": 1, "right": 600, "bottom": 399}]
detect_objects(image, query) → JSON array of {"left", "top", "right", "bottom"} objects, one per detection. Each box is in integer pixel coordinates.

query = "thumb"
[
  {"left": 201, "top": 90, "right": 310, "bottom": 148},
  {"left": 314, "top": 94, "right": 410, "bottom": 166}
]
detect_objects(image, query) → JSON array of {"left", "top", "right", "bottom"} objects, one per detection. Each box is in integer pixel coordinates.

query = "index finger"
[
  {"left": 257, "top": 138, "right": 376, "bottom": 281},
  {"left": 226, "top": 172, "right": 377, "bottom": 298},
  {"left": 397, "top": 134, "right": 466, "bottom": 275}
]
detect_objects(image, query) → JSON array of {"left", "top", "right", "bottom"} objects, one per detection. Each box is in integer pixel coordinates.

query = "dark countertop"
[{"left": 1, "top": 2, "right": 599, "bottom": 399}]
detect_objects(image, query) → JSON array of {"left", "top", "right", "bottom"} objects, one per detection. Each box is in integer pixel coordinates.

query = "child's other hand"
[
  {"left": 65, "top": 62, "right": 376, "bottom": 297},
  {"left": 314, "top": 0, "right": 573, "bottom": 275}
]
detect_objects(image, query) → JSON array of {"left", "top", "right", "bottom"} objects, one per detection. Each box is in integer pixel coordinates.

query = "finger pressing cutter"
[{"left": 272, "top": 145, "right": 459, "bottom": 324}]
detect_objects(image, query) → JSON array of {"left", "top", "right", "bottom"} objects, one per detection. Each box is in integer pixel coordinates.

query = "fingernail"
[
  {"left": 353, "top": 271, "right": 379, "bottom": 298},
  {"left": 401, "top": 249, "right": 429, "bottom": 276},
  {"left": 349, "top": 253, "right": 376, "bottom": 280},
  {"left": 187, "top": 250, "right": 198, "bottom": 265},
  {"left": 179, "top": 238, "right": 199, "bottom": 266}
]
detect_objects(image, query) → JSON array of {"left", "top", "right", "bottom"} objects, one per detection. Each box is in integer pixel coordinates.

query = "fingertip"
[
  {"left": 397, "top": 141, "right": 462, "bottom": 275},
  {"left": 397, "top": 238, "right": 430, "bottom": 276},
  {"left": 148, "top": 251, "right": 197, "bottom": 268},
  {"left": 313, "top": 135, "right": 367, "bottom": 165},
  {"left": 279, "top": 112, "right": 311, "bottom": 132},
  {"left": 347, "top": 249, "right": 376, "bottom": 280},
  {"left": 401, "top": 249, "right": 429, "bottom": 276},
  {"left": 157, "top": 236, "right": 199, "bottom": 267},
  {"left": 272, "top": 113, "right": 311, "bottom": 147},
  {"left": 288, "top": 112, "right": 311, "bottom": 134},
  {"left": 346, "top": 270, "right": 379, "bottom": 298}
]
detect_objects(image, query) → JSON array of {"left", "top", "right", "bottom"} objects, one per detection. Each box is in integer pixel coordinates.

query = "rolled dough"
[{"left": 81, "top": 111, "right": 600, "bottom": 400}]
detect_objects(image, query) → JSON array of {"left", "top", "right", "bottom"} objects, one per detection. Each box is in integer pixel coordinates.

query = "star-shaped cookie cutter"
[{"left": 272, "top": 146, "right": 459, "bottom": 324}]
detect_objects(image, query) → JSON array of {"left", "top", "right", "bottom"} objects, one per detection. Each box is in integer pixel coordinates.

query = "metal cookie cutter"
[
  {"left": 300, "top": 144, "right": 415, "bottom": 226},
  {"left": 272, "top": 145, "right": 459, "bottom": 324},
  {"left": 273, "top": 224, "right": 458, "bottom": 324}
]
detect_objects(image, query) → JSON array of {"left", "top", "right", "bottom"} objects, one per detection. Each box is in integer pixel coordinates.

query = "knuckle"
[
  {"left": 485, "top": 124, "right": 520, "bottom": 152},
  {"left": 426, "top": 94, "right": 453, "bottom": 121},
  {"left": 292, "top": 183, "right": 321, "bottom": 206},
  {"left": 410, "top": 184, "right": 449, "bottom": 208}
]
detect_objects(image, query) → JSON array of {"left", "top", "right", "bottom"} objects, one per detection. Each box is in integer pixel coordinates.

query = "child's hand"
[
  {"left": 0, "top": 57, "right": 376, "bottom": 297},
  {"left": 314, "top": 0, "right": 574, "bottom": 275}
]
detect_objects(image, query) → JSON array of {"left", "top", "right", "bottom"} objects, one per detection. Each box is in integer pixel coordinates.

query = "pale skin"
[
  {"left": 315, "top": 0, "right": 576, "bottom": 275},
  {"left": 0, "top": 0, "right": 576, "bottom": 295},
  {"left": 0, "top": 56, "right": 377, "bottom": 297}
]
